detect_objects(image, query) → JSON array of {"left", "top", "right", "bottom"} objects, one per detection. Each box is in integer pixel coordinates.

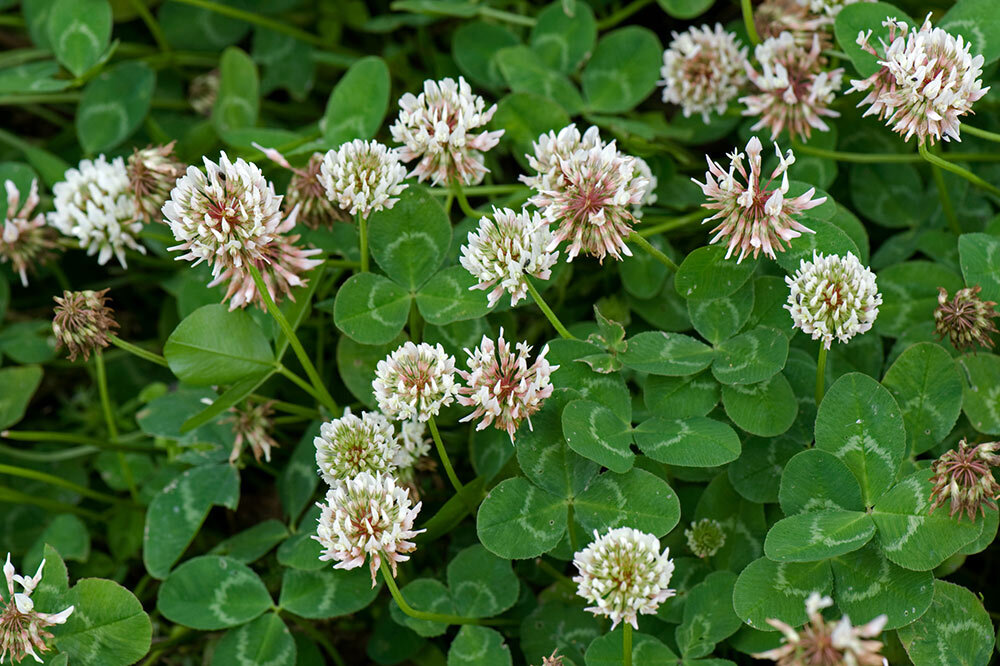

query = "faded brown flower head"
[
  {"left": 127, "top": 141, "right": 185, "bottom": 224},
  {"left": 290, "top": 152, "right": 350, "bottom": 228},
  {"left": 52, "top": 289, "right": 119, "bottom": 362},
  {"left": 224, "top": 399, "right": 279, "bottom": 463},
  {"left": 929, "top": 439, "right": 1000, "bottom": 522},
  {"left": 1, "top": 179, "right": 58, "bottom": 287},
  {"left": 2, "top": 554, "right": 74, "bottom": 664},
  {"left": 188, "top": 69, "right": 219, "bottom": 116},
  {"left": 934, "top": 285, "right": 998, "bottom": 352},
  {"left": 755, "top": 0, "right": 832, "bottom": 47}
]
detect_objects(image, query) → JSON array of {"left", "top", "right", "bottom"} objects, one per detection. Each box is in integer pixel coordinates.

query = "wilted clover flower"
[
  {"left": 935, "top": 285, "right": 998, "bottom": 352},
  {"left": 126, "top": 142, "right": 185, "bottom": 223},
  {"left": 52, "top": 289, "right": 119, "bottom": 362},
  {"left": 755, "top": 0, "right": 832, "bottom": 46},
  {"left": 537, "top": 650, "right": 565, "bottom": 666},
  {"left": 457, "top": 329, "right": 557, "bottom": 442},
  {"left": 222, "top": 399, "right": 279, "bottom": 463},
  {"left": 929, "top": 439, "right": 1000, "bottom": 522},
  {"left": 459, "top": 207, "right": 559, "bottom": 308},
  {"left": 319, "top": 139, "right": 408, "bottom": 219},
  {"left": 313, "top": 471, "right": 424, "bottom": 586},
  {"left": 163, "top": 152, "right": 322, "bottom": 310},
  {"left": 572, "top": 527, "right": 676, "bottom": 630},
  {"left": 802, "top": 0, "right": 876, "bottom": 18},
  {"left": 48, "top": 155, "right": 144, "bottom": 268},
  {"left": 188, "top": 69, "right": 219, "bottom": 116},
  {"left": 314, "top": 409, "right": 400, "bottom": 488},
  {"left": 373, "top": 342, "right": 459, "bottom": 422},
  {"left": 1, "top": 554, "right": 74, "bottom": 664},
  {"left": 389, "top": 76, "right": 504, "bottom": 186},
  {"left": 784, "top": 251, "right": 882, "bottom": 349},
  {"left": 849, "top": 15, "right": 989, "bottom": 145},
  {"left": 1, "top": 179, "right": 57, "bottom": 287},
  {"left": 659, "top": 24, "right": 749, "bottom": 122},
  {"left": 753, "top": 592, "right": 888, "bottom": 665},
  {"left": 685, "top": 519, "right": 726, "bottom": 558},
  {"left": 694, "top": 137, "right": 822, "bottom": 262},
  {"left": 741, "top": 33, "right": 844, "bottom": 141},
  {"left": 253, "top": 146, "right": 349, "bottom": 229}
]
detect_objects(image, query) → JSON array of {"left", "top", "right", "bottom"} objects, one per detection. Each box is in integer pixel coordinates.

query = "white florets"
[
  {"left": 373, "top": 341, "right": 459, "bottom": 422},
  {"left": 314, "top": 409, "right": 400, "bottom": 487},
  {"left": 318, "top": 139, "right": 408, "bottom": 219},
  {"left": 660, "top": 24, "right": 749, "bottom": 121}
]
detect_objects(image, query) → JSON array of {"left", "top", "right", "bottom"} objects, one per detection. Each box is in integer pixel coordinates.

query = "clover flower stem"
[
  {"left": 637, "top": 210, "right": 710, "bottom": 238},
  {"left": 741, "top": 0, "right": 762, "bottom": 45},
  {"left": 929, "top": 157, "right": 962, "bottom": 235},
  {"left": 597, "top": 0, "right": 655, "bottom": 30},
  {"left": 380, "top": 559, "right": 517, "bottom": 626},
  {"left": 963, "top": 124, "right": 1000, "bottom": 143},
  {"left": 452, "top": 181, "right": 488, "bottom": 219},
  {"left": 284, "top": 613, "right": 347, "bottom": 666},
  {"left": 567, "top": 502, "right": 580, "bottom": 553},
  {"left": 276, "top": 364, "right": 326, "bottom": 405},
  {"left": 0, "top": 443, "right": 101, "bottom": 463},
  {"left": 790, "top": 142, "right": 922, "bottom": 163},
  {"left": 409, "top": 300, "right": 423, "bottom": 342},
  {"left": 536, "top": 558, "right": 576, "bottom": 590},
  {"left": 249, "top": 263, "right": 338, "bottom": 414},
  {"left": 628, "top": 232, "right": 678, "bottom": 272},
  {"left": 478, "top": 5, "right": 536, "bottom": 26},
  {"left": 623, "top": 624, "right": 633, "bottom": 666},
  {"left": 0, "top": 462, "right": 121, "bottom": 504},
  {"left": 95, "top": 350, "right": 139, "bottom": 501},
  {"left": 428, "top": 416, "right": 464, "bottom": 495},
  {"left": 918, "top": 143, "right": 1000, "bottom": 198},
  {"left": 444, "top": 190, "right": 455, "bottom": 214},
  {"left": 525, "top": 277, "right": 576, "bottom": 340},
  {"left": 324, "top": 258, "right": 362, "bottom": 270},
  {"left": 357, "top": 213, "right": 370, "bottom": 272},
  {"left": 429, "top": 184, "right": 527, "bottom": 197},
  {"left": 124, "top": 0, "right": 171, "bottom": 54},
  {"left": 0, "top": 484, "right": 102, "bottom": 520},
  {"left": 1, "top": 430, "right": 160, "bottom": 453},
  {"left": 109, "top": 334, "right": 168, "bottom": 367},
  {"left": 168, "top": 0, "right": 325, "bottom": 47},
  {"left": 815, "top": 345, "right": 828, "bottom": 406}
]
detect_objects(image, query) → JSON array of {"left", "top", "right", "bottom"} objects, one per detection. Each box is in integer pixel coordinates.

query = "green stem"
[
  {"left": 452, "top": 181, "right": 488, "bottom": 219},
  {"left": 628, "top": 232, "right": 678, "bottom": 271},
  {"left": 409, "top": 299, "right": 423, "bottom": 343},
  {"left": 125, "top": 0, "right": 171, "bottom": 54},
  {"left": 276, "top": 364, "right": 327, "bottom": 405},
  {"left": 536, "top": 558, "right": 576, "bottom": 590},
  {"left": 623, "top": 624, "right": 633, "bottom": 666},
  {"left": 248, "top": 264, "right": 338, "bottom": 414},
  {"left": 0, "top": 485, "right": 102, "bottom": 521},
  {"left": 0, "top": 443, "right": 101, "bottom": 463},
  {"left": 0, "top": 48, "right": 50, "bottom": 69},
  {"left": 815, "top": 346, "right": 828, "bottom": 407},
  {"left": 380, "top": 560, "right": 515, "bottom": 626},
  {"left": 791, "top": 142, "right": 922, "bottom": 163},
  {"left": 96, "top": 351, "right": 138, "bottom": 502},
  {"left": 963, "top": 124, "right": 1000, "bottom": 143},
  {"left": 1, "top": 430, "right": 158, "bottom": 453},
  {"left": 428, "top": 184, "right": 526, "bottom": 197},
  {"left": 478, "top": 5, "right": 536, "bottom": 26},
  {"left": 109, "top": 334, "right": 169, "bottom": 367},
  {"left": 929, "top": 156, "right": 961, "bottom": 234},
  {"left": 285, "top": 613, "right": 347, "bottom": 666},
  {"left": 637, "top": 210, "right": 709, "bottom": 237},
  {"left": 567, "top": 502, "right": 580, "bottom": 553},
  {"left": 428, "top": 416, "right": 463, "bottom": 495},
  {"left": 597, "top": 0, "right": 655, "bottom": 30},
  {"left": 918, "top": 143, "right": 1000, "bottom": 199},
  {"left": 525, "top": 277, "right": 575, "bottom": 340},
  {"left": 168, "top": 0, "right": 325, "bottom": 47},
  {"left": 0, "top": 14, "right": 26, "bottom": 27},
  {"left": 741, "top": 0, "right": 762, "bottom": 45},
  {"left": 325, "top": 258, "right": 361, "bottom": 269},
  {"left": 0, "top": 463, "right": 120, "bottom": 504},
  {"left": 358, "top": 213, "right": 369, "bottom": 272}
]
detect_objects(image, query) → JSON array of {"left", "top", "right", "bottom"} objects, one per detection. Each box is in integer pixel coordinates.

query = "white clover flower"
[
  {"left": 313, "top": 471, "right": 424, "bottom": 587},
  {"left": 393, "top": 418, "right": 432, "bottom": 471},
  {"left": 694, "top": 137, "right": 822, "bottom": 263},
  {"left": 373, "top": 341, "right": 459, "bottom": 422},
  {"left": 572, "top": 527, "right": 675, "bottom": 630},
  {"left": 784, "top": 251, "right": 882, "bottom": 349},
  {"left": 459, "top": 207, "right": 558, "bottom": 308},
  {"left": 457, "top": 328, "right": 558, "bottom": 442},
  {"left": 520, "top": 124, "right": 604, "bottom": 195},
  {"left": 390, "top": 76, "right": 504, "bottom": 186},
  {"left": 756, "top": 0, "right": 833, "bottom": 47},
  {"left": 163, "top": 152, "right": 322, "bottom": 310},
  {"left": 126, "top": 142, "right": 184, "bottom": 223},
  {"left": 632, "top": 156, "right": 657, "bottom": 218},
  {"left": 318, "top": 139, "right": 408, "bottom": 219},
  {"left": 1, "top": 179, "right": 57, "bottom": 286},
  {"left": 314, "top": 408, "right": 400, "bottom": 487},
  {"left": 799, "top": 0, "right": 874, "bottom": 17},
  {"left": 659, "top": 24, "right": 749, "bottom": 122},
  {"left": 48, "top": 155, "right": 144, "bottom": 268},
  {"left": 849, "top": 14, "right": 989, "bottom": 145},
  {"left": 2, "top": 554, "right": 75, "bottom": 664}
]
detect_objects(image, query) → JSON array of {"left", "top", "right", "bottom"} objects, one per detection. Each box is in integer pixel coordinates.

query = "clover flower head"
[
  {"left": 223, "top": 399, "right": 279, "bottom": 463},
  {"left": 459, "top": 207, "right": 558, "bottom": 308},
  {"left": 373, "top": 341, "right": 459, "bottom": 422},
  {"left": 163, "top": 152, "right": 322, "bottom": 310},
  {"left": 539, "top": 650, "right": 565, "bottom": 666},
  {"left": 393, "top": 418, "right": 432, "bottom": 471},
  {"left": 756, "top": 0, "right": 832, "bottom": 47},
  {"left": 319, "top": 139, "right": 409, "bottom": 219},
  {"left": 313, "top": 471, "right": 424, "bottom": 587},
  {"left": 685, "top": 518, "right": 727, "bottom": 558},
  {"left": 520, "top": 124, "right": 604, "bottom": 194},
  {"left": 1, "top": 554, "right": 75, "bottom": 664},
  {"left": 694, "top": 137, "right": 822, "bottom": 262},
  {"left": 934, "top": 285, "right": 998, "bottom": 352},
  {"left": 632, "top": 157, "right": 658, "bottom": 218},
  {"left": 457, "top": 328, "right": 557, "bottom": 442},
  {"left": 126, "top": 142, "right": 185, "bottom": 223},
  {"left": 1, "top": 179, "right": 57, "bottom": 287},
  {"left": 753, "top": 591, "right": 888, "bottom": 665},
  {"left": 573, "top": 527, "right": 675, "bottom": 630},
  {"left": 48, "top": 155, "right": 144, "bottom": 268},
  {"left": 659, "top": 24, "right": 749, "bottom": 122},
  {"left": 253, "top": 146, "right": 350, "bottom": 229},
  {"left": 741, "top": 32, "right": 844, "bottom": 141},
  {"left": 784, "top": 251, "right": 881, "bottom": 349},
  {"left": 188, "top": 69, "right": 219, "bottom": 116},
  {"left": 849, "top": 15, "right": 989, "bottom": 145},
  {"left": 314, "top": 408, "right": 400, "bottom": 488},
  {"left": 929, "top": 439, "right": 1000, "bottom": 522},
  {"left": 389, "top": 76, "right": 504, "bottom": 186},
  {"left": 52, "top": 289, "right": 119, "bottom": 362},
  {"left": 800, "top": 0, "right": 876, "bottom": 18}
]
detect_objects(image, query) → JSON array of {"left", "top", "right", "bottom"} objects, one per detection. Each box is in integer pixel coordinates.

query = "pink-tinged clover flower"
[
  {"left": 319, "top": 139, "right": 408, "bottom": 219},
  {"left": 126, "top": 142, "right": 185, "bottom": 224},
  {"left": 1, "top": 179, "right": 57, "bottom": 286},
  {"left": 1, "top": 554, "right": 74, "bottom": 664},
  {"left": 659, "top": 24, "right": 749, "bottom": 122},
  {"left": 373, "top": 342, "right": 459, "bottom": 422},
  {"left": 929, "top": 439, "right": 1000, "bottom": 522}
]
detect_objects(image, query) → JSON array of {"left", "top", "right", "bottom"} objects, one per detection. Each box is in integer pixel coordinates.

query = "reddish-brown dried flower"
[
  {"left": 929, "top": 439, "right": 1000, "bottom": 522},
  {"left": 934, "top": 285, "right": 998, "bottom": 352},
  {"left": 52, "top": 289, "right": 119, "bottom": 362},
  {"left": 224, "top": 399, "right": 280, "bottom": 463}
]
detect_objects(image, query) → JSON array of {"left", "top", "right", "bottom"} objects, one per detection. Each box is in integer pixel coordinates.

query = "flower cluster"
[
  {"left": 319, "top": 139, "right": 408, "bottom": 219},
  {"left": 253, "top": 145, "right": 350, "bottom": 229},
  {"left": 785, "top": 251, "right": 882, "bottom": 349},
  {"left": 126, "top": 142, "right": 185, "bottom": 223},
  {"left": 48, "top": 155, "right": 144, "bottom": 268},
  {"left": 934, "top": 285, "right": 998, "bottom": 352},
  {"left": 849, "top": 15, "right": 989, "bottom": 144},
  {"left": 694, "top": 137, "right": 822, "bottom": 262},
  {"left": 393, "top": 418, "right": 432, "bottom": 477},
  {"left": 572, "top": 527, "right": 676, "bottom": 630},
  {"left": 222, "top": 399, "right": 279, "bottom": 463},
  {"left": 1, "top": 554, "right": 74, "bottom": 664},
  {"left": 929, "top": 439, "right": 1000, "bottom": 522},
  {"left": 390, "top": 76, "right": 504, "bottom": 186},
  {"left": 755, "top": 0, "right": 832, "bottom": 46},
  {"left": 314, "top": 409, "right": 400, "bottom": 488},
  {"left": 1, "top": 179, "right": 57, "bottom": 286},
  {"left": 659, "top": 24, "right": 748, "bottom": 121},
  {"left": 163, "top": 152, "right": 322, "bottom": 310},
  {"left": 52, "top": 289, "right": 119, "bottom": 362},
  {"left": 685, "top": 518, "right": 726, "bottom": 558},
  {"left": 373, "top": 342, "right": 460, "bottom": 422}
]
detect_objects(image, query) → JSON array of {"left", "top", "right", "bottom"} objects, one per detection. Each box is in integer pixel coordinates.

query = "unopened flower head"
[
  {"left": 319, "top": 139, "right": 408, "bottom": 218},
  {"left": 694, "top": 137, "right": 822, "bottom": 262},
  {"left": 1, "top": 554, "right": 74, "bottom": 664},
  {"left": 126, "top": 142, "right": 185, "bottom": 223},
  {"left": 849, "top": 15, "right": 989, "bottom": 145},
  {"left": 393, "top": 418, "right": 431, "bottom": 471},
  {"left": 929, "top": 439, "right": 1000, "bottom": 522},
  {"left": 314, "top": 409, "right": 400, "bottom": 488},
  {"left": 685, "top": 518, "right": 726, "bottom": 558},
  {"left": 52, "top": 289, "right": 119, "bottom": 362},
  {"left": 741, "top": 32, "right": 844, "bottom": 141},
  {"left": 459, "top": 207, "right": 558, "bottom": 308},
  {"left": 753, "top": 592, "right": 888, "bottom": 666},
  {"left": 457, "top": 329, "right": 558, "bottom": 442},
  {"left": 48, "top": 155, "right": 144, "bottom": 268},
  {"left": 390, "top": 76, "right": 504, "bottom": 186},
  {"left": 253, "top": 146, "right": 349, "bottom": 229},
  {"left": 659, "top": 24, "right": 749, "bottom": 122},
  {"left": 223, "top": 399, "right": 279, "bottom": 463},
  {"left": 801, "top": 0, "right": 876, "bottom": 17},
  {"left": 572, "top": 527, "right": 676, "bottom": 630},
  {"left": 163, "top": 152, "right": 322, "bottom": 310},
  {"left": 1, "top": 179, "right": 57, "bottom": 287},
  {"left": 313, "top": 471, "right": 424, "bottom": 586},
  {"left": 756, "top": 0, "right": 832, "bottom": 47},
  {"left": 632, "top": 156, "right": 658, "bottom": 218},
  {"left": 373, "top": 342, "right": 459, "bottom": 422},
  {"left": 935, "top": 285, "right": 998, "bottom": 352},
  {"left": 188, "top": 69, "right": 219, "bottom": 116},
  {"left": 784, "top": 251, "right": 882, "bottom": 349}
]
